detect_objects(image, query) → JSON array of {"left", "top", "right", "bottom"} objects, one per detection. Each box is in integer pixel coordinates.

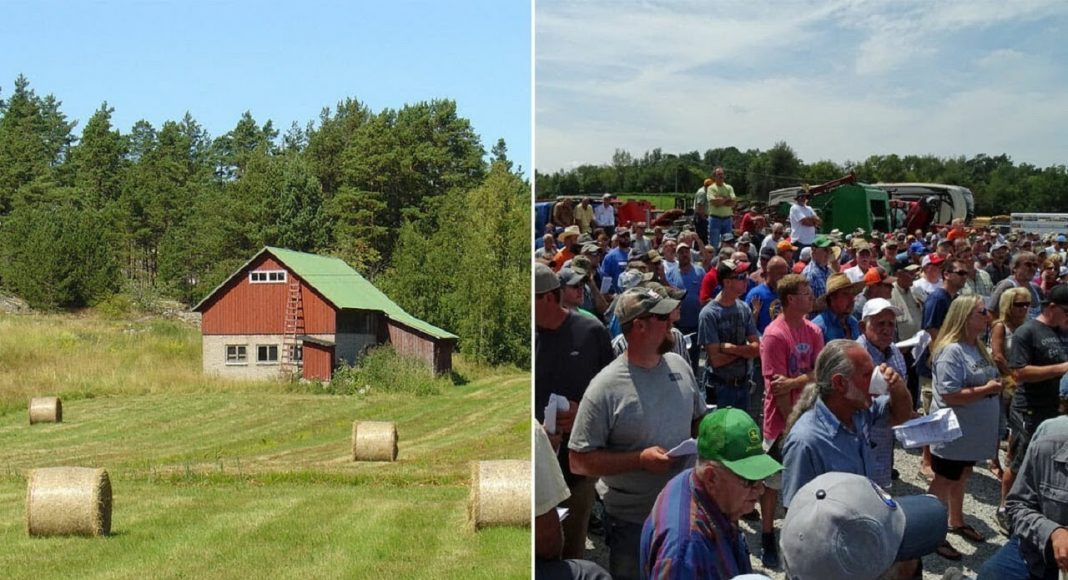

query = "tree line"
[
  {"left": 0, "top": 75, "right": 529, "bottom": 368},
  {"left": 535, "top": 141, "right": 1068, "bottom": 216}
]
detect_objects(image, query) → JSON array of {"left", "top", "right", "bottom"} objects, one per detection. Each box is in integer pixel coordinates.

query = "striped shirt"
[
  {"left": 640, "top": 468, "right": 752, "bottom": 580},
  {"left": 802, "top": 260, "right": 831, "bottom": 300}
]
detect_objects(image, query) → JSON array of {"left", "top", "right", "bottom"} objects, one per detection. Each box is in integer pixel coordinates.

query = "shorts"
[
  {"left": 930, "top": 454, "right": 974, "bottom": 481},
  {"left": 762, "top": 438, "right": 784, "bottom": 491}
]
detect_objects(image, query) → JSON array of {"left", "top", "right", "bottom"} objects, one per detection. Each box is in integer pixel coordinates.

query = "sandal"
[
  {"left": 936, "top": 541, "right": 962, "bottom": 561},
  {"left": 949, "top": 524, "right": 986, "bottom": 543}
]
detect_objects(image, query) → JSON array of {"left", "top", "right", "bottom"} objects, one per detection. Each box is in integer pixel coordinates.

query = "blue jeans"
[
  {"left": 705, "top": 371, "right": 750, "bottom": 412},
  {"left": 708, "top": 215, "right": 733, "bottom": 248},
  {"left": 978, "top": 536, "right": 1054, "bottom": 580},
  {"left": 605, "top": 512, "right": 643, "bottom": 580}
]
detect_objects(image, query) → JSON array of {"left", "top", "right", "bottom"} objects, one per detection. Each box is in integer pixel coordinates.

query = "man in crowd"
[
  {"left": 698, "top": 259, "right": 760, "bottom": 409},
  {"left": 535, "top": 264, "right": 614, "bottom": 560},
  {"left": 570, "top": 255, "right": 609, "bottom": 320},
  {"left": 853, "top": 266, "right": 895, "bottom": 320},
  {"left": 981, "top": 375, "right": 1068, "bottom": 579},
  {"left": 666, "top": 241, "right": 706, "bottom": 378},
  {"left": 857, "top": 298, "right": 908, "bottom": 488},
  {"left": 594, "top": 194, "right": 616, "bottom": 231},
  {"left": 878, "top": 238, "right": 901, "bottom": 274},
  {"left": 956, "top": 240, "right": 993, "bottom": 299},
  {"left": 789, "top": 189, "right": 820, "bottom": 249},
  {"left": 553, "top": 197, "right": 575, "bottom": 228},
  {"left": 996, "top": 285, "right": 1068, "bottom": 535},
  {"left": 601, "top": 229, "right": 632, "bottom": 293},
  {"left": 694, "top": 178, "right": 711, "bottom": 246},
  {"left": 801, "top": 234, "right": 835, "bottom": 301},
  {"left": 844, "top": 241, "right": 876, "bottom": 283},
  {"left": 781, "top": 339, "right": 913, "bottom": 507},
  {"left": 706, "top": 167, "right": 736, "bottom": 248},
  {"left": 574, "top": 197, "right": 595, "bottom": 234},
  {"left": 641, "top": 409, "right": 783, "bottom": 578},
  {"left": 812, "top": 273, "right": 863, "bottom": 341},
  {"left": 777, "top": 239, "right": 798, "bottom": 269},
  {"left": 761, "top": 222, "right": 786, "bottom": 254},
  {"left": 748, "top": 256, "right": 788, "bottom": 335},
  {"left": 912, "top": 253, "right": 944, "bottom": 304},
  {"left": 632, "top": 222, "right": 651, "bottom": 254},
  {"left": 552, "top": 226, "right": 582, "bottom": 273},
  {"left": 756, "top": 274, "right": 824, "bottom": 568},
  {"left": 990, "top": 251, "right": 1042, "bottom": 320},
  {"left": 569, "top": 287, "right": 705, "bottom": 580},
  {"left": 890, "top": 263, "right": 924, "bottom": 406},
  {"left": 985, "top": 241, "right": 1012, "bottom": 286},
  {"left": 536, "top": 233, "right": 558, "bottom": 261}
]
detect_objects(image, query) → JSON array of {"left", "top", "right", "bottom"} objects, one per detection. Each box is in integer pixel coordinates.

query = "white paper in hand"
[
  {"left": 892, "top": 408, "right": 962, "bottom": 448},
  {"left": 869, "top": 366, "right": 888, "bottom": 396},
  {"left": 667, "top": 438, "right": 697, "bottom": 457},
  {"left": 544, "top": 394, "right": 570, "bottom": 435}
]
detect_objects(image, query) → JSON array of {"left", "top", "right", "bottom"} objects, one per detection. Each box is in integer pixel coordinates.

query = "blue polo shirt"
[
  {"left": 602, "top": 247, "right": 629, "bottom": 293},
  {"left": 666, "top": 265, "right": 706, "bottom": 331},
  {"left": 744, "top": 283, "right": 779, "bottom": 335},
  {"left": 640, "top": 468, "right": 752, "bottom": 580},
  {"left": 781, "top": 397, "right": 890, "bottom": 507},
  {"left": 811, "top": 308, "right": 860, "bottom": 341}
]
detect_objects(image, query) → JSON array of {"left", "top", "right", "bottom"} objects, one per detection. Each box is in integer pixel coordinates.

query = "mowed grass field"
[{"left": 0, "top": 312, "right": 531, "bottom": 579}]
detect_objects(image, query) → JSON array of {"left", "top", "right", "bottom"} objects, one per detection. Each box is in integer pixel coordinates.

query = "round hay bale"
[
  {"left": 28, "top": 397, "right": 62, "bottom": 424},
  {"left": 468, "top": 460, "right": 530, "bottom": 529},
  {"left": 26, "top": 467, "right": 112, "bottom": 537},
  {"left": 351, "top": 421, "right": 398, "bottom": 462}
]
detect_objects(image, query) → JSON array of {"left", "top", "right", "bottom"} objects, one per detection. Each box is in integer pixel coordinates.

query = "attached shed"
[{"left": 192, "top": 247, "right": 458, "bottom": 381}]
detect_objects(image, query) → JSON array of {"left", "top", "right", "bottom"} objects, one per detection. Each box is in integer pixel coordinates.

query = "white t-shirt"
[
  {"left": 789, "top": 203, "right": 817, "bottom": 244},
  {"left": 844, "top": 265, "right": 866, "bottom": 284},
  {"left": 534, "top": 423, "right": 570, "bottom": 516}
]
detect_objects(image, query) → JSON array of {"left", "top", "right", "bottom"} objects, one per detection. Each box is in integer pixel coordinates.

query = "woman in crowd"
[
  {"left": 989, "top": 286, "right": 1030, "bottom": 529},
  {"left": 928, "top": 295, "right": 1003, "bottom": 560},
  {"left": 1037, "top": 256, "right": 1061, "bottom": 299}
]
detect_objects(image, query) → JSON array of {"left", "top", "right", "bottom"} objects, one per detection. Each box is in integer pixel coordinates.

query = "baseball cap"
[
  {"left": 777, "top": 239, "right": 798, "bottom": 252},
  {"left": 697, "top": 409, "right": 783, "bottom": 481},
  {"left": 615, "top": 286, "right": 680, "bottom": 324},
  {"left": 862, "top": 298, "right": 903, "bottom": 320},
  {"left": 781, "top": 472, "right": 947, "bottom": 579},
  {"left": 1041, "top": 284, "right": 1068, "bottom": 306},
  {"left": 571, "top": 255, "right": 594, "bottom": 276},
  {"left": 534, "top": 263, "right": 560, "bottom": 294},
  {"left": 811, "top": 235, "right": 834, "bottom": 249},
  {"left": 908, "top": 241, "right": 927, "bottom": 255},
  {"left": 557, "top": 268, "right": 584, "bottom": 287},
  {"left": 990, "top": 241, "right": 1008, "bottom": 252},
  {"left": 640, "top": 280, "right": 686, "bottom": 301},
  {"left": 580, "top": 242, "right": 601, "bottom": 255},
  {"left": 759, "top": 246, "right": 776, "bottom": 260},
  {"left": 921, "top": 253, "right": 944, "bottom": 268},
  {"left": 863, "top": 267, "right": 896, "bottom": 287}
]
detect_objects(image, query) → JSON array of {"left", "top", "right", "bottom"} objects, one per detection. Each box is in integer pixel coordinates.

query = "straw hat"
[{"left": 814, "top": 273, "right": 865, "bottom": 311}]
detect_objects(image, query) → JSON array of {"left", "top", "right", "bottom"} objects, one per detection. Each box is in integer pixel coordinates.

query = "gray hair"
[{"left": 814, "top": 339, "right": 860, "bottom": 399}]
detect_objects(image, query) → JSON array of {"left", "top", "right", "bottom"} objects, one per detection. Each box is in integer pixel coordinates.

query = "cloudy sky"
[{"left": 536, "top": 0, "right": 1068, "bottom": 173}]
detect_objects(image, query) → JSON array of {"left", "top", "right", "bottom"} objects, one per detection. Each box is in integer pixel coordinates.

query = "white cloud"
[{"left": 536, "top": 0, "right": 1068, "bottom": 172}]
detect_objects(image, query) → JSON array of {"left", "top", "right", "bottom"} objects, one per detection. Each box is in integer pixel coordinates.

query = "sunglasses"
[
  {"left": 640, "top": 313, "right": 672, "bottom": 322},
  {"left": 950, "top": 270, "right": 969, "bottom": 276},
  {"left": 1012, "top": 302, "right": 1031, "bottom": 309}
]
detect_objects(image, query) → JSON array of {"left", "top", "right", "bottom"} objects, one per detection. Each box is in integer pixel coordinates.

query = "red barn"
[{"left": 192, "top": 247, "right": 457, "bottom": 380}]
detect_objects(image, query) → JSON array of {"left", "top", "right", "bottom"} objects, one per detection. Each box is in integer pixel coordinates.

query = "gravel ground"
[{"left": 581, "top": 445, "right": 1008, "bottom": 579}]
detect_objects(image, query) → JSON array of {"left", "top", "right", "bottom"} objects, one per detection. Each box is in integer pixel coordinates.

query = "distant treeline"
[
  {"left": 0, "top": 75, "right": 529, "bottom": 368},
  {"left": 535, "top": 141, "right": 1068, "bottom": 216}
]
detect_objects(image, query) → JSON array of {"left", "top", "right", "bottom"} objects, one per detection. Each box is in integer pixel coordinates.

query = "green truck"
[{"left": 768, "top": 174, "right": 892, "bottom": 235}]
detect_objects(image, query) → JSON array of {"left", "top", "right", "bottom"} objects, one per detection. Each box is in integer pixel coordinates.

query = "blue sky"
[
  {"left": 1, "top": 0, "right": 531, "bottom": 175},
  {"left": 536, "top": 0, "right": 1068, "bottom": 173}
]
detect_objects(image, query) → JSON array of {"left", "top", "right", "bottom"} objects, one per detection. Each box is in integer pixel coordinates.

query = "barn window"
[
  {"left": 249, "top": 270, "right": 287, "bottom": 284},
  {"left": 257, "top": 344, "right": 279, "bottom": 364},
  {"left": 226, "top": 345, "right": 247, "bottom": 364}
]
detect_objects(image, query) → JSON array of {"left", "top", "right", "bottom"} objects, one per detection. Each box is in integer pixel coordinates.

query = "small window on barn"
[
  {"left": 287, "top": 344, "right": 303, "bottom": 362},
  {"left": 226, "top": 345, "right": 247, "bottom": 365},
  {"left": 249, "top": 270, "right": 287, "bottom": 284},
  {"left": 257, "top": 344, "right": 279, "bottom": 364}
]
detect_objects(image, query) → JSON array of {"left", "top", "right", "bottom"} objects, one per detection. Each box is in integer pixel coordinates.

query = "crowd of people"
[{"left": 534, "top": 170, "right": 1068, "bottom": 580}]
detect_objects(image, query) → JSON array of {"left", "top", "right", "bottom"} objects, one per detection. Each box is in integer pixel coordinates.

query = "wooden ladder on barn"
[{"left": 280, "top": 278, "right": 305, "bottom": 376}]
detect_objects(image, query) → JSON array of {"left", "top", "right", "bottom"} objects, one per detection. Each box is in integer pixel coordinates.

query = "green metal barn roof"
[{"left": 193, "top": 246, "right": 457, "bottom": 340}]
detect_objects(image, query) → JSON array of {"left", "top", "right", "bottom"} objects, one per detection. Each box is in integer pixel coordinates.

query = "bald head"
[{"left": 766, "top": 256, "right": 789, "bottom": 287}]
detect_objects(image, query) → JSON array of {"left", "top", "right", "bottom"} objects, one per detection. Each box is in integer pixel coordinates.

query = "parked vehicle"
[
  {"left": 871, "top": 183, "right": 974, "bottom": 224},
  {"left": 1010, "top": 212, "right": 1068, "bottom": 237},
  {"left": 769, "top": 173, "right": 892, "bottom": 235}
]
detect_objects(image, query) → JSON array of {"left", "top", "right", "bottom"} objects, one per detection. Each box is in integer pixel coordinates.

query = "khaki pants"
[{"left": 560, "top": 476, "right": 596, "bottom": 560}]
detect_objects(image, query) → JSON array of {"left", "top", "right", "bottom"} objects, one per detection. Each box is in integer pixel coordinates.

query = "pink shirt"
[{"left": 760, "top": 316, "right": 825, "bottom": 441}]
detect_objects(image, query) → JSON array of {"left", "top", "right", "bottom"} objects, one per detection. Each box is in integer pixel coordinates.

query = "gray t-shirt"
[
  {"left": 568, "top": 352, "right": 705, "bottom": 523},
  {"left": 930, "top": 343, "right": 1000, "bottom": 461},
  {"left": 697, "top": 298, "right": 758, "bottom": 381}
]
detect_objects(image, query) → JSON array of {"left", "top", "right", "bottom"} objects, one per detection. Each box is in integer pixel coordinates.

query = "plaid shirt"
[
  {"left": 961, "top": 268, "right": 994, "bottom": 298},
  {"left": 857, "top": 335, "right": 906, "bottom": 488},
  {"left": 802, "top": 260, "right": 831, "bottom": 300}
]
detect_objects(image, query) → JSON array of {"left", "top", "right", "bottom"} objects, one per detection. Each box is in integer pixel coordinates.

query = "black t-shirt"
[
  {"left": 535, "top": 311, "right": 614, "bottom": 482},
  {"left": 1009, "top": 319, "right": 1068, "bottom": 414}
]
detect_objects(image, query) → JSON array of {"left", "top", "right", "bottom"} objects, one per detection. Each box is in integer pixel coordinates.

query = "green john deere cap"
[
  {"left": 697, "top": 408, "right": 783, "bottom": 481},
  {"left": 811, "top": 234, "right": 834, "bottom": 248}
]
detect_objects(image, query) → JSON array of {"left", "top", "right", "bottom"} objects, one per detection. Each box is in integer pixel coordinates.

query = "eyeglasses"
[
  {"left": 949, "top": 270, "right": 968, "bottom": 276},
  {"left": 1013, "top": 302, "right": 1031, "bottom": 309},
  {"left": 731, "top": 273, "right": 748, "bottom": 280},
  {"left": 738, "top": 475, "right": 765, "bottom": 489}
]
